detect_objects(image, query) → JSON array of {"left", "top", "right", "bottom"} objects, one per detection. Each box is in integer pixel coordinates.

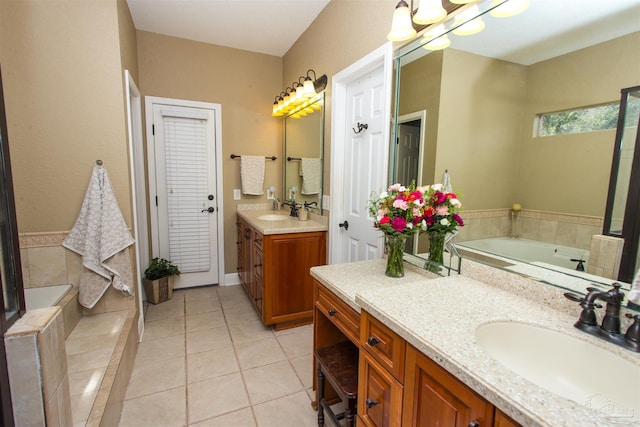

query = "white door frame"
[
  {"left": 144, "top": 96, "right": 226, "bottom": 287},
  {"left": 397, "top": 110, "right": 426, "bottom": 256},
  {"left": 329, "top": 42, "right": 394, "bottom": 264},
  {"left": 125, "top": 70, "right": 146, "bottom": 340}
]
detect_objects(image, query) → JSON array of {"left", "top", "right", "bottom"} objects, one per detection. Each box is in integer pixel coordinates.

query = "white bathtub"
[
  {"left": 457, "top": 237, "right": 589, "bottom": 271},
  {"left": 24, "top": 284, "right": 73, "bottom": 310}
]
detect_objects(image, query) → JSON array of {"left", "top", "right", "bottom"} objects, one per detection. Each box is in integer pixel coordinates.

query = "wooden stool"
[{"left": 314, "top": 340, "right": 359, "bottom": 427}]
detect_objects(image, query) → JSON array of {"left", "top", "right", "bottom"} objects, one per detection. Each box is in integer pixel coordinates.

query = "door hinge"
[
  {"left": 155, "top": 196, "right": 158, "bottom": 206},
  {"left": 152, "top": 124, "right": 155, "bottom": 135}
]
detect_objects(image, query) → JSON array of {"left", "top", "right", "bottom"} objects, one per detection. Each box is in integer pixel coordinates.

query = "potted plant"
[{"left": 142, "top": 257, "right": 180, "bottom": 304}]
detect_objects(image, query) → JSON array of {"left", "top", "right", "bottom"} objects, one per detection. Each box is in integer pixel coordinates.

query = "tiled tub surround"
[
  {"left": 16, "top": 231, "right": 139, "bottom": 426},
  {"left": 5, "top": 307, "right": 72, "bottom": 426},
  {"left": 310, "top": 259, "right": 640, "bottom": 427},
  {"left": 457, "top": 209, "right": 623, "bottom": 279}
]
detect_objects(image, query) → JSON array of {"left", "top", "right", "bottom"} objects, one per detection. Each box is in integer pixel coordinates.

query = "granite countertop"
[
  {"left": 237, "top": 208, "right": 328, "bottom": 235},
  {"left": 310, "top": 259, "right": 640, "bottom": 427}
]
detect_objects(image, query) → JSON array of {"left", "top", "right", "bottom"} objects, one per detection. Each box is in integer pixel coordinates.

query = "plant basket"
[{"left": 143, "top": 276, "right": 174, "bottom": 304}]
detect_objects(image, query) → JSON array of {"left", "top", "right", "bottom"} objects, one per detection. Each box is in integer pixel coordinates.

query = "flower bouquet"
[{"left": 368, "top": 182, "right": 463, "bottom": 277}]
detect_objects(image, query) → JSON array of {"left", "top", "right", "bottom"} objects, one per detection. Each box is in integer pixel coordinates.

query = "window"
[{"left": 535, "top": 103, "right": 621, "bottom": 137}]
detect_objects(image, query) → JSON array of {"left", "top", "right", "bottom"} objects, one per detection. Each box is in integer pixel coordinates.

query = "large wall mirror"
[
  {"left": 284, "top": 93, "right": 325, "bottom": 212},
  {"left": 391, "top": 0, "right": 640, "bottom": 303}
]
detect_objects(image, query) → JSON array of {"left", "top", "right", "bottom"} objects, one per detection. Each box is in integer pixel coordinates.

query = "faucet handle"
[
  {"left": 625, "top": 313, "right": 640, "bottom": 342},
  {"left": 564, "top": 292, "right": 602, "bottom": 308}
]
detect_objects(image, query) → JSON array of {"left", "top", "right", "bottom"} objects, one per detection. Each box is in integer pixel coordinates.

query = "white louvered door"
[{"left": 150, "top": 103, "right": 220, "bottom": 288}]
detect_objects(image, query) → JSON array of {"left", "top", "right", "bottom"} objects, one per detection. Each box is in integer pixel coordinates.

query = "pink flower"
[
  {"left": 412, "top": 208, "right": 422, "bottom": 217},
  {"left": 436, "top": 206, "right": 449, "bottom": 216},
  {"left": 388, "top": 183, "right": 402, "bottom": 191},
  {"left": 391, "top": 217, "right": 407, "bottom": 232},
  {"left": 393, "top": 199, "right": 408, "bottom": 210},
  {"left": 452, "top": 214, "right": 464, "bottom": 226},
  {"left": 379, "top": 216, "right": 390, "bottom": 225}
]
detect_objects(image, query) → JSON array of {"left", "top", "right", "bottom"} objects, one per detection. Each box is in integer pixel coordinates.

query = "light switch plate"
[
  {"left": 323, "top": 195, "right": 330, "bottom": 210},
  {"left": 266, "top": 187, "right": 275, "bottom": 200},
  {"left": 233, "top": 189, "right": 241, "bottom": 200}
]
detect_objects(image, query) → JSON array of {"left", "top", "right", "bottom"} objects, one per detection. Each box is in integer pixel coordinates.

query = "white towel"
[
  {"left": 63, "top": 164, "right": 135, "bottom": 309},
  {"left": 299, "top": 158, "right": 321, "bottom": 195},
  {"left": 240, "top": 155, "right": 265, "bottom": 195},
  {"left": 630, "top": 269, "right": 640, "bottom": 305}
]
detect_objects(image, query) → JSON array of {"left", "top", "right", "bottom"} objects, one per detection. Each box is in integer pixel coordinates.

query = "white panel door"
[
  {"left": 150, "top": 103, "right": 220, "bottom": 288},
  {"left": 339, "top": 66, "right": 386, "bottom": 262}
]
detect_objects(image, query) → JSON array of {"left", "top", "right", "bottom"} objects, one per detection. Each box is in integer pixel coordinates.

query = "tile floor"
[{"left": 118, "top": 285, "right": 319, "bottom": 426}]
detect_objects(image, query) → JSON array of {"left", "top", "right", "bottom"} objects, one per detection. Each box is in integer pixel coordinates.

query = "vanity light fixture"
[
  {"left": 452, "top": 5, "right": 485, "bottom": 36},
  {"left": 271, "top": 70, "right": 327, "bottom": 117},
  {"left": 489, "top": 0, "right": 529, "bottom": 17},
  {"left": 387, "top": 0, "right": 417, "bottom": 41}
]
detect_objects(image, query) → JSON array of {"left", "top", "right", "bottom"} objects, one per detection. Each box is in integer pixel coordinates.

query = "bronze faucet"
[{"left": 564, "top": 283, "right": 640, "bottom": 352}]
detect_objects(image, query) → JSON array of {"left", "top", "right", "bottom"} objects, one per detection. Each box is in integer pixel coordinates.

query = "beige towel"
[
  {"left": 630, "top": 269, "right": 640, "bottom": 305},
  {"left": 299, "top": 158, "right": 321, "bottom": 195},
  {"left": 63, "top": 164, "right": 135, "bottom": 308},
  {"left": 240, "top": 155, "right": 265, "bottom": 195}
]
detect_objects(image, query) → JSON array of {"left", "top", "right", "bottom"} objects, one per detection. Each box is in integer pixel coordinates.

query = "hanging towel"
[
  {"left": 240, "top": 155, "right": 265, "bottom": 195},
  {"left": 63, "top": 164, "right": 135, "bottom": 309},
  {"left": 443, "top": 170, "right": 452, "bottom": 193},
  {"left": 299, "top": 158, "right": 321, "bottom": 195},
  {"left": 630, "top": 269, "right": 640, "bottom": 305}
]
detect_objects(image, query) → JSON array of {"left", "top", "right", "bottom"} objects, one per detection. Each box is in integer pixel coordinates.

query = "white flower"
[
  {"left": 379, "top": 191, "right": 388, "bottom": 198},
  {"left": 440, "top": 218, "right": 450, "bottom": 226},
  {"left": 431, "top": 183, "right": 443, "bottom": 191},
  {"left": 399, "top": 185, "right": 406, "bottom": 192},
  {"left": 450, "top": 198, "right": 461, "bottom": 207}
]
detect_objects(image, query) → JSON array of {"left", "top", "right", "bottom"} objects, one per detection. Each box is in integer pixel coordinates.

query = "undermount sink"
[
  {"left": 475, "top": 322, "right": 640, "bottom": 420},
  {"left": 257, "top": 214, "right": 290, "bottom": 221}
]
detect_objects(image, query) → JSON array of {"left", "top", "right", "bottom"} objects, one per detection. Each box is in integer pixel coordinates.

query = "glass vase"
[
  {"left": 385, "top": 234, "right": 406, "bottom": 278},
  {"left": 427, "top": 231, "right": 446, "bottom": 269}
]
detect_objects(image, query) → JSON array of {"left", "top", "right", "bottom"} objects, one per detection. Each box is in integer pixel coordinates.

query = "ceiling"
[
  {"left": 126, "top": 0, "right": 331, "bottom": 57},
  {"left": 126, "top": 0, "right": 640, "bottom": 62}
]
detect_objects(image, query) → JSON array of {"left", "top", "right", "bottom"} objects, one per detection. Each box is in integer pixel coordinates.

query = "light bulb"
[{"left": 387, "top": 0, "right": 417, "bottom": 41}]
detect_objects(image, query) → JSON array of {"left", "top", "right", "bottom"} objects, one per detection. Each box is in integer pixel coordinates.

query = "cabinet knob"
[
  {"left": 255, "top": 238, "right": 262, "bottom": 244},
  {"left": 367, "top": 336, "right": 380, "bottom": 346},
  {"left": 365, "top": 398, "right": 378, "bottom": 408},
  {"left": 328, "top": 309, "right": 337, "bottom": 316},
  {"left": 255, "top": 297, "right": 262, "bottom": 302},
  {"left": 254, "top": 263, "right": 262, "bottom": 268},
  {"left": 468, "top": 421, "right": 480, "bottom": 427}
]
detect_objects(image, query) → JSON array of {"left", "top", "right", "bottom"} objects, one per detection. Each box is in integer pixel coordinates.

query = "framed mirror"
[
  {"left": 391, "top": 0, "right": 640, "bottom": 300},
  {"left": 283, "top": 93, "right": 325, "bottom": 212}
]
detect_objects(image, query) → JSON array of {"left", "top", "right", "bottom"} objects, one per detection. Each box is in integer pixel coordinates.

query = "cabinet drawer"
[
  {"left": 358, "top": 350, "right": 403, "bottom": 427},
  {"left": 316, "top": 284, "right": 359, "bottom": 345},
  {"left": 361, "top": 311, "right": 406, "bottom": 382},
  {"left": 254, "top": 231, "right": 264, "bottom": 251}
]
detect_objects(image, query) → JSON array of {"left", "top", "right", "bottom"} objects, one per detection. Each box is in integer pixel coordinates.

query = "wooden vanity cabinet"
[
  {"left": 402, "top": 344, "right": 495, "bottom": 427},
  {"left": 237, "top": 216, "right": 326, "bottom": 329}
]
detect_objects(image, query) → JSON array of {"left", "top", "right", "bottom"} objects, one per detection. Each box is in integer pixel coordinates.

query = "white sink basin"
[
  {"left": 475, "top": 322, "right": 640, "bottom": 420},
  {"left": 257, "top": 214, "right": 290, "bottom": 221}
]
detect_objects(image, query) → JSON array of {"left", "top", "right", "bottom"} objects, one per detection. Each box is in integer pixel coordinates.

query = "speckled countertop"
[
  {"left": 237, "top": 206, "right": 328, "bottom": 235},
  {"left": 310, "top": 259, "right": 640, "bottom": 427}
]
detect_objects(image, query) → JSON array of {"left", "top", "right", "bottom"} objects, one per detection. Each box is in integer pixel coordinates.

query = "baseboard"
[{"left": 223, "top": 273, "right": 241, "bottom": 286}]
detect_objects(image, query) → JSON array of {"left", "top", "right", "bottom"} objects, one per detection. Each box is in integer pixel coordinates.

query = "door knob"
[
  {"left": 201, "top": 207, "right": 215, "bottom": 213},
  {"left": 338, "top": 220, "right": 349, "bottom": 231}
]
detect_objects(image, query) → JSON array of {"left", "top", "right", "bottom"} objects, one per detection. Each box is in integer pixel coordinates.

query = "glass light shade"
[
  {"left": 413, "top": 0, "right": 447, "bottom": 25},
  {"left": 303, "top": 78, "right": 316, "bottom": 98},
  {"left": 489, "top": 0, "right": 529, "bottom": 17},
  {"left": 449, "top": 0, "right": 473, "bottom": 3},
  {"left": 452, "top": 6, "right": 485, "bottom": 36},
  {"left": 423, "top": 34, "right": 451, "bottom": 50},
  {"left": 387, "top": 1, "right": 417, "bottom": 41}
]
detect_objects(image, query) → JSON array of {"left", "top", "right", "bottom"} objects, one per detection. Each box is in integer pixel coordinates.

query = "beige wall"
[
  {"left": 283, "top": 0, "right": 396, "bottom": 195},
  {"left": 519, "top": 32, "right": 640, "bottom": 217},
  {"left": 136, "top": 31, "right": 283, "bottom": 274},
  {"left": 0, "top": 0, "right": 133, "bottom": 233}
]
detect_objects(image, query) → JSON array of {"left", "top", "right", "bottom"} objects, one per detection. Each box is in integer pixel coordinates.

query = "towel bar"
[{"left": 230, "top": 154, "right": 277, "bottom": 161}]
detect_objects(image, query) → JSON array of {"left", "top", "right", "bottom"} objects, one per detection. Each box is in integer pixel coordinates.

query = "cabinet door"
[
  {"left": 402, "top": 345, "right": 494, "bottom": 427},
  {"left": 242, "top": 225, "right": 253, "bottom": 295},
  {"left": 358, "top": 350, "right": 403, "bottom": 427},
  {"left": 494, "top": 409, "right": 521, "bottom": 427},
  {"left": 264, "top": 232, "right": 326, "bottom": 324}
]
